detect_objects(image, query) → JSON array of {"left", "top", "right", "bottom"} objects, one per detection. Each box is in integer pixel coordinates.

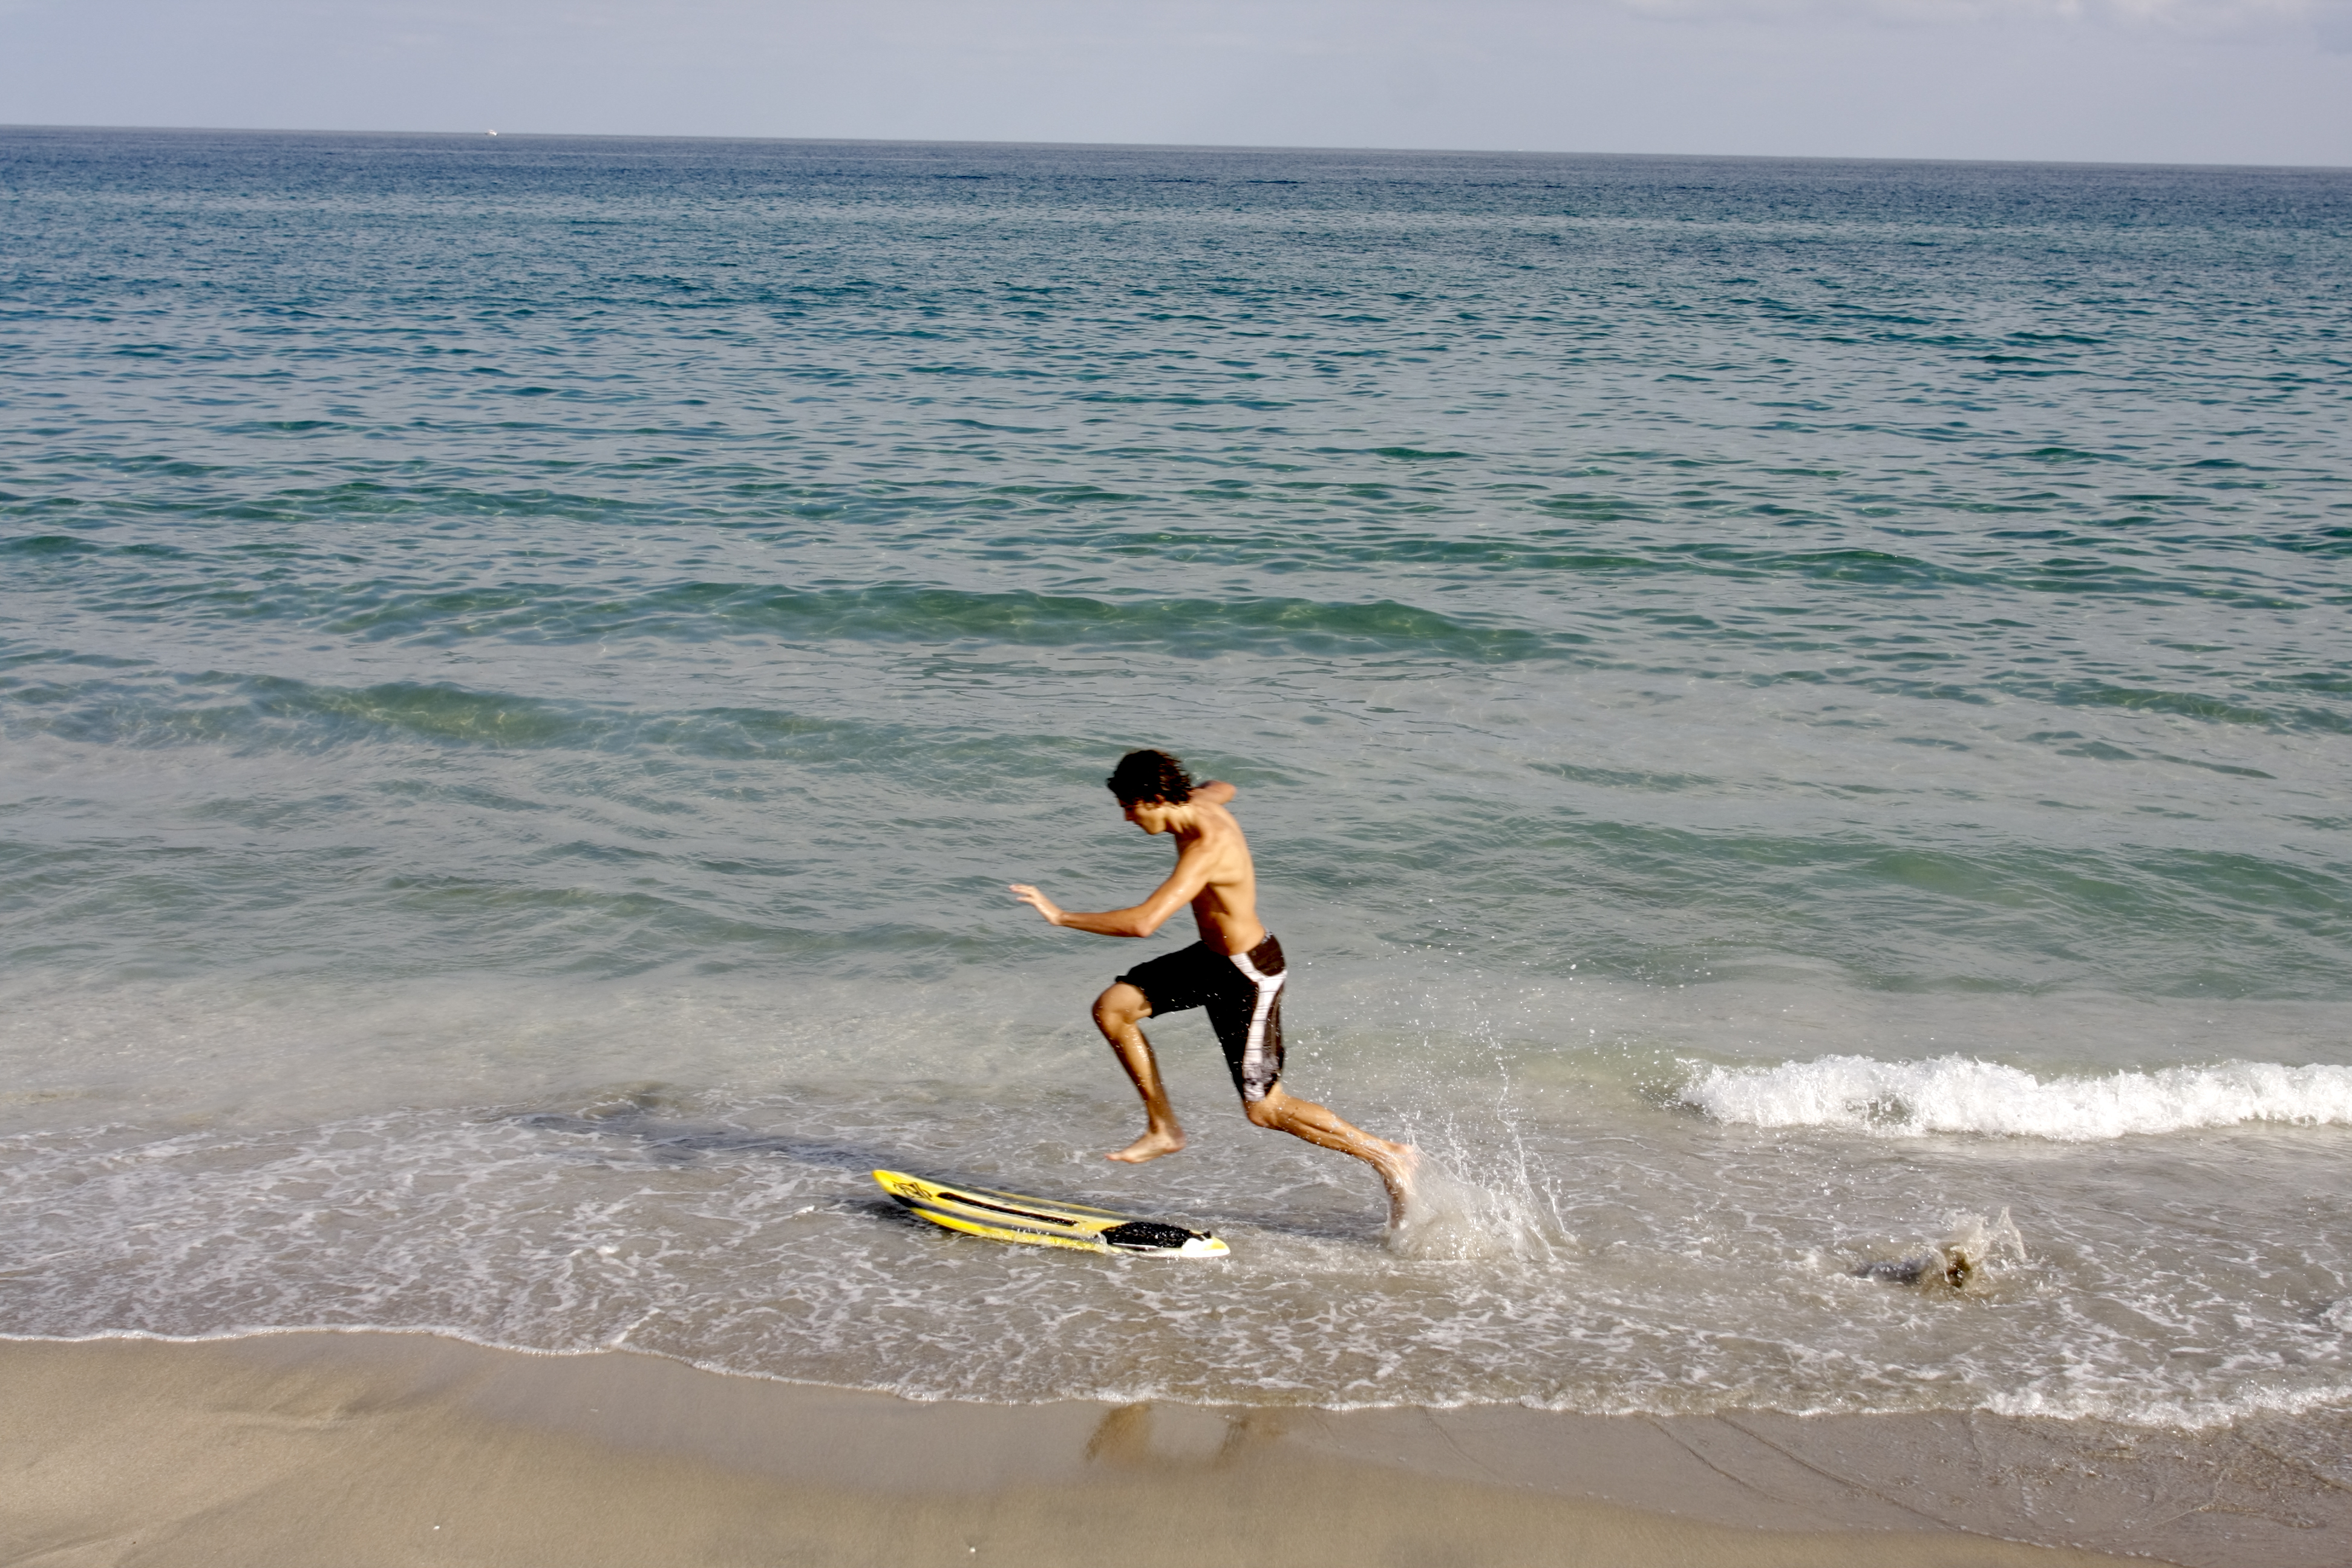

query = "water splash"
[{"left": 1384, "top": 1160, "right": 1560, "bottom": 1261}]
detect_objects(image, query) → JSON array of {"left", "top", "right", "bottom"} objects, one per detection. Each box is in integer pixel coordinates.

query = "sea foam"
[{"left": 1681, "top": 1056, "right": 2352, "bottom": 1140}]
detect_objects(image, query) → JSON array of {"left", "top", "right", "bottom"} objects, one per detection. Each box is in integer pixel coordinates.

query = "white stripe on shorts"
[{"left": 1228, "top": 947, "right": 1286, "bottom": 1100}]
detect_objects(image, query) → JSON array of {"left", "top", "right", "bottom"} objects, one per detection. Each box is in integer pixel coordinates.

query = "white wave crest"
[{"left": 1680, "top": 1056, "right": 2352, "bottom": 1140}]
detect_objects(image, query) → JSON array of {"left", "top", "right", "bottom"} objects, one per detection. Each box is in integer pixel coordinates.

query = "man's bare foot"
[
  {"left": 1107, "top": 1128, "right": 1185, "bottom": 1163},
  {"left": 1376, "top": 1142, "right": 1422, "bottom": 1225}
]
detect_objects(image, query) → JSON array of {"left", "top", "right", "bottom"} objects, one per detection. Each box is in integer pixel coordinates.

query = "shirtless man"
[{"left": 1010, "top": 748, "right": 1417, "bottom": 1220}]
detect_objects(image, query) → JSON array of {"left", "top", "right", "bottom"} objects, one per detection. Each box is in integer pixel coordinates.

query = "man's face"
[{"left": 1121, "top": 797, "right": 1180, "bottom": 834}]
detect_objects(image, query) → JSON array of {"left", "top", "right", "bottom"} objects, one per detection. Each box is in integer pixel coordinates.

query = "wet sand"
[{"left": 3, "top": 1332, "right": 2344, "bottom": 1567}]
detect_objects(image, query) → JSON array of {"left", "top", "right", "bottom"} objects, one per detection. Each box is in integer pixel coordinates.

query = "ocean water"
[{"left": 4, "top": 128, "right": 2350, "bottom": 1432}]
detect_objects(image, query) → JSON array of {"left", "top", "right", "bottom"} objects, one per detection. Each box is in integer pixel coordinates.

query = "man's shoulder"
[
  {"left": 1193, "top": 803, "right": 1252, "bottom": 853},
  {"left": 1172, "top": 802, "right": 1244, "bottom": 841}
]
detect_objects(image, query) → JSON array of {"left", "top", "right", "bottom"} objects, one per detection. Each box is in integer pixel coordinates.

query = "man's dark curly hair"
[{"left": 1106, "top": 748, "right": 1194, "bottom": 806}]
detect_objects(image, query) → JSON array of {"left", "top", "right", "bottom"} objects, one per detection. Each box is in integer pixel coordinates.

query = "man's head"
[{"left": 1107, "top": 750, "right": 1194, "bottom": 831}]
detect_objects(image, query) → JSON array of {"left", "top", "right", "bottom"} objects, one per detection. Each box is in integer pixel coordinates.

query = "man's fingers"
[{"left": 1007, "top": 884, "right": 1061, "bottom": 926}]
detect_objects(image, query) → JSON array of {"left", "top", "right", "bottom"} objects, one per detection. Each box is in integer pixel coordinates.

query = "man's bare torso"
[{"left": 1165, "top": 799, "right": 1264, "bottom": 956}]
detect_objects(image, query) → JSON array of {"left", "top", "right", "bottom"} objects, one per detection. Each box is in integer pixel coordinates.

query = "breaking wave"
[{"left": 1680, "top": 1055, "right": 2352, "bottom": 1140}]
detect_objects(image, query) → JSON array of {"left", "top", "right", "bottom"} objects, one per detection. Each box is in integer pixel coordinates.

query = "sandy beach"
[{"left": 5, "top": 1331, "right": 2345, "bottom": 1567}]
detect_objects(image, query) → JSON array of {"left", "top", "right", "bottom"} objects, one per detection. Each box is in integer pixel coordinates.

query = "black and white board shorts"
[{"left": 1115, "top": 933, "right": 1289, "bottom": 1103}]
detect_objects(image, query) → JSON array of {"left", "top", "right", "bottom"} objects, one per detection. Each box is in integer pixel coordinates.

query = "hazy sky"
[{"left": 3, "top": 0, "right": 2347, "bottom": 165}]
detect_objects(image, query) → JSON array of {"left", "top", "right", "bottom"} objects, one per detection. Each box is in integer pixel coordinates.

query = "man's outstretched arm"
[{"left": 1011, "top": 835, "right": 1218, "bottom": 938}]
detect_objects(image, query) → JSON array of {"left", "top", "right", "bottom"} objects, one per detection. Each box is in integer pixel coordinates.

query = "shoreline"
[{"left": 5, "top": 1333, "right": 2345, "bottom": 1566}]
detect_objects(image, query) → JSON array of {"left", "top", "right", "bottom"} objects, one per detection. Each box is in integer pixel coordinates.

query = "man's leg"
[
  {"left": 1093, "top": 982, "right": 1186, "bottom": 1163},
  {"left": 1246, "top": 1083, "right": 1419, "bottom": 1221}
]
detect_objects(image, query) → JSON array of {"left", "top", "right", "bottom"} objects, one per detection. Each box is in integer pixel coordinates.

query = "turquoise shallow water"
[{"left": 2, "top": 128, "right": 2350, "bottom": 1424}]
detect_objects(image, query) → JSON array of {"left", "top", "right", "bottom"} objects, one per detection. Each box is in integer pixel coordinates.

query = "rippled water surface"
[{"left": 3, "top": 128, "right": 2349, "bottom": 1425}]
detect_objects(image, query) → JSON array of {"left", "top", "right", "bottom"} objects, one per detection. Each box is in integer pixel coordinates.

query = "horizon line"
[{"left": 5, "top": 121, "right": 2347, "bottom": 177}]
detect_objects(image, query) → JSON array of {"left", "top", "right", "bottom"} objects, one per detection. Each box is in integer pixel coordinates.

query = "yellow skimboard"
[{"left": 873, "top": 1169, "right": 1229, "bottom": 1258}]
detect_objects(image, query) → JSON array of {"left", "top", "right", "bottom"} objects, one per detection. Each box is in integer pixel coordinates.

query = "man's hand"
[{"left": 1009, "top": 883, "right": 1065, "bottom": 926}]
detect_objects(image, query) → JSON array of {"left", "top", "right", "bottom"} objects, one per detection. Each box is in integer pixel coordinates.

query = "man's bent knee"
[
  {"left": 1094, "top": 981, "right": 1150, "bottom": 1032},
  {"left": 1244, "top": 1088, "right": 1288, "bottom": 1129}
]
